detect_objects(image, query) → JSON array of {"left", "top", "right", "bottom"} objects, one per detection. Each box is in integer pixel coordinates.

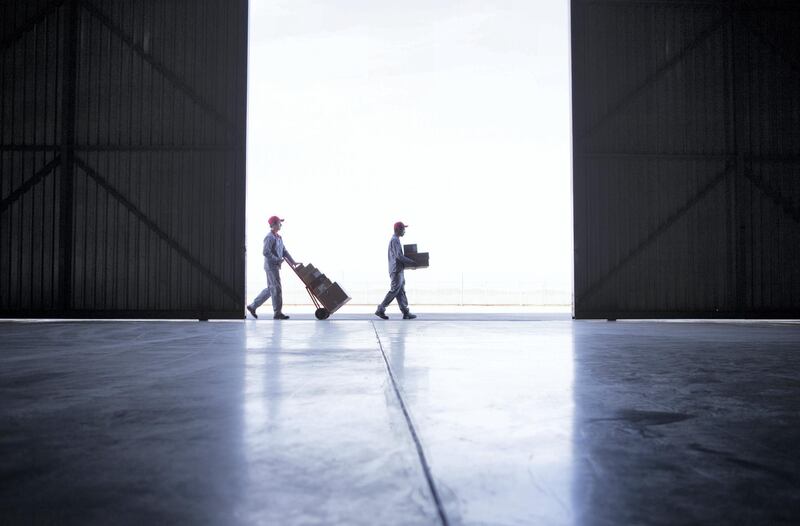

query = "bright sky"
[{"left": 246, "top": 0, "right": 572, "bottom": 307}]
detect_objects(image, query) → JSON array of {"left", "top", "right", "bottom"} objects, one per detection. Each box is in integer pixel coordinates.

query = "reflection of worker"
[
  {"left": 247, "top": 216, "right": 300, "bottom": 320},
  {"left": 375, "top": 222, "right": 417, "bottom": 320}
]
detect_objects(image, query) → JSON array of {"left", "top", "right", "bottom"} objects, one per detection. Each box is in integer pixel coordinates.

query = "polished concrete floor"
[{"left": 1, "top": 318, "right": 799, "bottom": 525}]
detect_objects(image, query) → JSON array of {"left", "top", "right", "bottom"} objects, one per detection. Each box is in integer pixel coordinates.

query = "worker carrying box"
[{"left": 375, "top": 221, "right": 428, "bottom": 320}]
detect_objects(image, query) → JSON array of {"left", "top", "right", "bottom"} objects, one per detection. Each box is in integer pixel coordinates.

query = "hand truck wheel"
[{"left": 314, "top": 308, "right": 330, "bottom": 320}]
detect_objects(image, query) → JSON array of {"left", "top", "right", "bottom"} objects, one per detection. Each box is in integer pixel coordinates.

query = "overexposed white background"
[{"left": 246, "top": 0, "right": 572, "bottom": 308}]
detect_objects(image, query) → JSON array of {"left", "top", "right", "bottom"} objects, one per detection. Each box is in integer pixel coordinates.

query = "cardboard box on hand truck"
[{"left": 290, "top": 262, "right": 351, "bottom": 319}]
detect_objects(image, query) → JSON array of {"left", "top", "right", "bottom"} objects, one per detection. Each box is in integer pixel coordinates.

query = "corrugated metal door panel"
[
  {"left": 572, "top": 0, "right": 800, "bottom": 318},
  {"left": 0, "top": 0, "right": 246, "bottom": 318}
]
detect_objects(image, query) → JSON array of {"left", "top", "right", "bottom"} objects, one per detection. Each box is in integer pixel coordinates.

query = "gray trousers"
[
  {"left": 251, "top": 267, "right": 282, "bottom": 313},
  {"left": 378, "top": 271, "right": 409, "bottom": 313}
]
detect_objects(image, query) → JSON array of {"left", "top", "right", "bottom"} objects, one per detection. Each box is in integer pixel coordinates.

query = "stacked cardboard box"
[
  {"left": 295, "top": 264, "right": 321, "bottom": 285},
  {"left": 403, "top": 244, "right": 430, "bottom": 269},
  {"left": 318, "top": 283, "right": 349, "bottom": 310},
  {"left": 293, "top": 263, "right": 351, "bottom": 313}
]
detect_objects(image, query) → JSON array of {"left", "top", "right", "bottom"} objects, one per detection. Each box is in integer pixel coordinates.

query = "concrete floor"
[{"left": 1, "top": 318, "right": 799, "bottom": 525}]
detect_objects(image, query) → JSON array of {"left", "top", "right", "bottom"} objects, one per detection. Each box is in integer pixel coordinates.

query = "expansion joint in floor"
[{"left": 370, "top": 321, "right": 449, "bottom": 526}]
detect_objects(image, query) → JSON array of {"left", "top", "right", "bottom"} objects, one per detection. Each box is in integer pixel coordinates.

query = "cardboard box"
[
  {"left": 292, "top": 261, "right": 351, "bottom": 315},
  {"left": 306, "top": 269, "right": 322, "bottom": 285},
  {"left": 295, "top": 264, "right": 312, "bottom": 281},
  {"left": 403, "top": 244, "right": 428, "bottom": 268},
  {"left": 297, "top": 264, "right": 320, "bottom": 286},
  {"left": 408, "top": 252, "right": 429, "bottom": 268},
  {"left": 319, "top": 282, "right": 350, "bottom": 312},
  {"left": 313, "top": 277, "right": 332, "bottom": 296},
  {"left": 310, "top": 274, "right": 330, "bottom": 292}
]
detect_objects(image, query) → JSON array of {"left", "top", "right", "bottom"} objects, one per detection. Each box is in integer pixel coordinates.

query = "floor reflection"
[
  {"left": 7, "top": 320, "right": 797, "bottom": 524},
  {"left": 239, "top": 321, "right": 439, "bottom": 524},
  {"left": 243, "top": 320, "right": 284, "bottom": 439},
  {"left": 376, "top": 321, "right": 575, "bottom": 525}
]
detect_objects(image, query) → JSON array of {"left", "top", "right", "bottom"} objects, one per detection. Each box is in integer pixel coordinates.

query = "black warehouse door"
[
  {"left": 571, "top": 1, "right": 800, "bottom": 319},
  {"left": 0, "top": 0, "right": 247, "bottom": 318}
]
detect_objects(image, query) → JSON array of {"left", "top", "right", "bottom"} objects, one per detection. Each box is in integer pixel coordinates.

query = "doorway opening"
[{"left": 246, "top": 1, "right": 573, "bottom": 313}]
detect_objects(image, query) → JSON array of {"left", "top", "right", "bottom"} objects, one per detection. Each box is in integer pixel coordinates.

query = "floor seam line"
[{"left": 370, "top": 321, "right": 450, "bottom": 526}]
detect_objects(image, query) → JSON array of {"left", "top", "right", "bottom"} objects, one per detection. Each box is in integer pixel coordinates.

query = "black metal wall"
[
  {"left": 0, "top": 0, "right": 247, "bottom": 318},
  {"left": 572, "top": 0, "right": 800, "bottom": 318}
]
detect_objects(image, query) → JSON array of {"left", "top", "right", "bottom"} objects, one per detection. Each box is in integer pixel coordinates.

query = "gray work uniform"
[
  {"left": 252, "top": 231, "right": 295, "bottom": 314},
  {"left": 378, "top": 234, "right": 416, "bottom": 313}
]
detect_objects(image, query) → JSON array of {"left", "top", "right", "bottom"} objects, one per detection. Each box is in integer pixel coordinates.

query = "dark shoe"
[
  {"left": 247, "top": 305, "right": 258, "bottom": 319},
  {"left": 375, "top": 309, "right": 389, "bottom": 320},
  {"left": 273, "top": 313, "right": 290, "bottom": 320},
  {"left": 402, "top": 313, "right": 417, "bottom": 320}
]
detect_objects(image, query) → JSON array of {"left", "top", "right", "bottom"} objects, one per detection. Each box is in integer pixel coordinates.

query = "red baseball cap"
[
  {"left": 268, "top": 216, "right": 284, "bottom": 226},
  {"left": 393, "top": 221, "right": 408, "bottom": 230}
]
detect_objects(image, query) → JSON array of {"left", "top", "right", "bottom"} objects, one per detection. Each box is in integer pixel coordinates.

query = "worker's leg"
[
  {"left": 396, "top": 277, "right": 409, "bottom": 314},
  {"left": 378, "top": 271, "right": 404, "bottom": 312},
  {"left": 250, "top": 271, "right": 272, "bottom": 309},
  {"left": 397, "top": 273, "right": 417, "bottom": 318},
  {"left": 268, "top": 267, "right": 283, "bottom": 314}
]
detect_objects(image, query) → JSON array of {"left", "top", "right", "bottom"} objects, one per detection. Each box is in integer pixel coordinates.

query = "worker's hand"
[{"left": 293, "top": 262, "right": 302, "bottom": 268}]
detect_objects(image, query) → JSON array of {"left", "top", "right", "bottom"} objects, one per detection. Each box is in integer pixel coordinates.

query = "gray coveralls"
[
  {"left": 251, "top": 231, "right": 296, "bottom": 314},
  {"left": 378, "top": 234, "right": 416, "bottom": 314}
]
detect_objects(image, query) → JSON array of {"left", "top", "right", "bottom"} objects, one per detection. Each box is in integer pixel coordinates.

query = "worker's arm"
[
  {"left": 283, "top": 249, "right": 297, "bottom": 267},
  {"left": 392, "top": 238, "right": 416, "bottom": 267},
  {"left": 263, "top": 236, "right": 284, "bottom": 267}
]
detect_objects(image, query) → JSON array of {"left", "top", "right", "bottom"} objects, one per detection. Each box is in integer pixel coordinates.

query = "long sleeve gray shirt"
[
  {"left": 263, "top": 231, "right": 295, "bottom": 270},
  {"left": 388, "top": 235, "right": 416, "bottom": 274}
]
